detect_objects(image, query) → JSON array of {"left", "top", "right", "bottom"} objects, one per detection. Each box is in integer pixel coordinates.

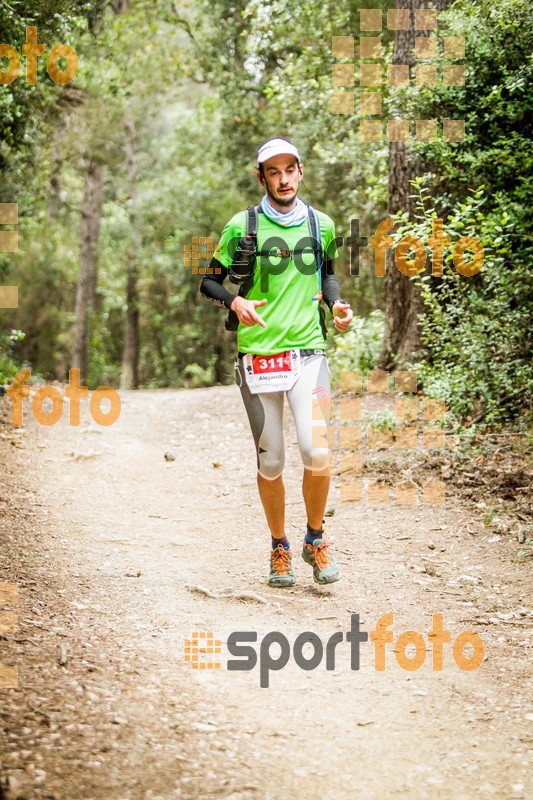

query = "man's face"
[{"left": 257, "top": 154, "right": 303, "bottom": 207}]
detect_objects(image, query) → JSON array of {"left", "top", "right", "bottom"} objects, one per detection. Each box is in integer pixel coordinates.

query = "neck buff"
[{"left": 259, "top": 194, "right": 308, "bottom": 227}]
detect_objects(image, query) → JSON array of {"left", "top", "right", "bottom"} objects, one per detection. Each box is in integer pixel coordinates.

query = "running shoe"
[
  {"left": 302, "top": 534, "right": 341, "bottom": 584},
  {"left": 268, "top": 545, "right": 296, "bottom": 587}
]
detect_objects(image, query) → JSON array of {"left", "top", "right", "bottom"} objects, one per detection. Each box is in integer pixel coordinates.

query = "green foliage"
[
  {"left": 0, "top": 1, "right": 95, "bottom": 195},
  {"left": 394, "top": 0, "right": 533, "bottom": 426},
  {"left": 0, "top": 329, "right": 25, "bottom": 384},
  {"left": 400, "top": 179, "right": 532, "bottom": 426},
  {"left": 411, "top": 0, "right": 532, "bottom": 209},
  {"left": 366, "top": 410, "right": 397, "bottom": 433},
  {"left": 326, "top": 310, "right": 385, "bottom": 387},
  {"left": 182, "top": 361, "right": 215, "bottom": 388},
  {"left": 0, "top": 0, "right": 104, "bottom": 386}
]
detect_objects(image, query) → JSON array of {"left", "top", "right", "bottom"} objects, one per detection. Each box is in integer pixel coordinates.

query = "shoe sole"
[
  {"left": 312, "top": 571, "right": 341, "bottom": 585},
  {"left": 268, "top": 578, "right": 297, "bottom": 588}
]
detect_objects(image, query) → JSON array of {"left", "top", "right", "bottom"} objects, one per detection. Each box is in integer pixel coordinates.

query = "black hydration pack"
[{"left": 225, "top": 204, "right": 323, "bottom": 332}]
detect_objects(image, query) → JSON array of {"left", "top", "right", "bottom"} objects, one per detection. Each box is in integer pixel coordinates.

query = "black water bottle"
[{"left": 228, "top": 236, "right": 256, "bottom": 284}]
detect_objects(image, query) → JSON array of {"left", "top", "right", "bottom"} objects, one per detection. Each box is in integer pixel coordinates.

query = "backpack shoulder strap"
[
  {"left": 306, "top": 205, "right": 321, "bottom": 249},
  {"left": 307, "top": 205, "right": 324, "bottom": 300},
  {"left": 246, "top": 205, "right": 259, "bottom": 239},
  {"left": 239, "top": 206, "right": 259, "bottom": 299},
  {"left": 307, "top": 205, "right": 323, "bottom": 272}
]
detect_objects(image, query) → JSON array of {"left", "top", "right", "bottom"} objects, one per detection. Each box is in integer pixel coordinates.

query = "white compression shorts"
[{"left": 234, "top": 350, "right": 332, "bottom": 480}]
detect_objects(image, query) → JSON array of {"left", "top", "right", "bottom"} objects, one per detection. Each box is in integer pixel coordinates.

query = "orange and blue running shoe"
[
  {"left": 302, "top": 531, "right": 341, "bottom": 585},
  {"left": 268, "top": 544, "right": 296, "bottom": 588}
]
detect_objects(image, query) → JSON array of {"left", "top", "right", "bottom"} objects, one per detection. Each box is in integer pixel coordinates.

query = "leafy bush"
[
  {"left": 0, "top": 329, "right": 25, "bottom": 386},
  {"left": 397, "top": 0, "right": 533, "bottom": 427},
  {"left": 326, "top": 310, "right": 385, "bottom": 387},
  {"left": 183, "top": 362, "right": 215, "bottom": 388},
  {"left": 366, "top": 410, "right": 397, "bottom": 432},
  {"left": 397, "top": 179, "right": 532, "bottom": 426}
]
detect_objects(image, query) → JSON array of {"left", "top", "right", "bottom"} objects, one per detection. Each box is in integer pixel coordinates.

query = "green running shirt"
[{"left": 215, "top": 209, "right": 337, "bottom": 355}]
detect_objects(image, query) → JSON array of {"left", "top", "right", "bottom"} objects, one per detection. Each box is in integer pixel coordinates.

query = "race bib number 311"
[
  {"left": 243, "top": 349, "right": 301, "bottom": 393},
  {"left": 252, "top": 353, "right": 292, "bottom": 373}
]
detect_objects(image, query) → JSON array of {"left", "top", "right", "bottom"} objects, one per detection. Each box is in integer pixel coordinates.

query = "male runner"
[{"left": 200, "top": 137, "right": 353, "bottom": 587}]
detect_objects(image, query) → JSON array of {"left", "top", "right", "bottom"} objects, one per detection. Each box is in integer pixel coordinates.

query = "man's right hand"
[{"left": 230, "top": 296, "right": 267, "bottom": 328}]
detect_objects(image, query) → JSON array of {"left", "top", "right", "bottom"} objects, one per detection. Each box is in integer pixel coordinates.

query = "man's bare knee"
[{"left": 258, "top": 468, "right": 283, "bottom": 481}]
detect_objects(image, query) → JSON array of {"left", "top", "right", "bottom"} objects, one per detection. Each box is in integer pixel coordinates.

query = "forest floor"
[{"left": 0, "top": 384, "right": 531, "bottom": 800}]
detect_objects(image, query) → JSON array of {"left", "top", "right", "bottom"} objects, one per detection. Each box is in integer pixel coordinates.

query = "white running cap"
[{"left": 257, "top": 138, "right": 301, "bottom": 166}]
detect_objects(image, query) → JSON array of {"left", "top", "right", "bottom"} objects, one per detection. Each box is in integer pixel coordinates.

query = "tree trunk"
[
  {"left": 112, "top": 0, "right": 139, "bottom": 391},
  {"left": 47, "top": 123, "right": 63, "bottom": 219},
  {"left": 120, "top": 110, "right": 140, "bottom": 390},
  {"left": 73, "top": 157, "right": 105, "bottom": 379},
  {"left": 111, "top": 0, "right": 130, "bottom": 13},
  {"left": 378, "top": 0, "right": 434, "bottom": 370}
]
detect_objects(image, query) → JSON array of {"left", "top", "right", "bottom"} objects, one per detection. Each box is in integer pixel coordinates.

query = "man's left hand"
[{"left": 332, "top": 301, "right": 353, "bottom": 332}]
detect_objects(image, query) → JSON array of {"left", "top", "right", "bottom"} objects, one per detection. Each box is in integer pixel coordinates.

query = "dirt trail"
[{"left": 0, "top": 386, "right": 531, "bottom": 800}]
